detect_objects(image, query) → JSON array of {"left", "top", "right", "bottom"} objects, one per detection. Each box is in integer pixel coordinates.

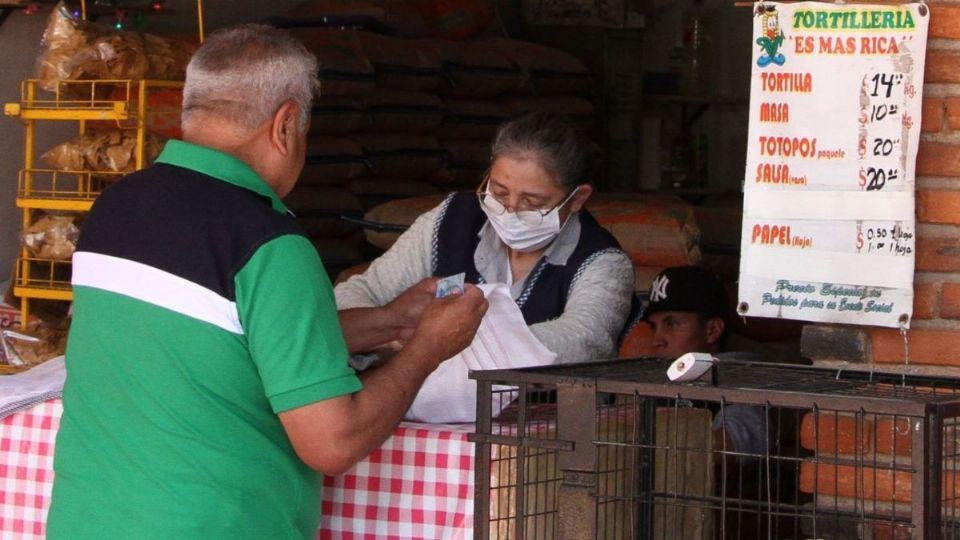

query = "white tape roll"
[{"left": 666, "top": 352, "right": 716, "bottom": 382}]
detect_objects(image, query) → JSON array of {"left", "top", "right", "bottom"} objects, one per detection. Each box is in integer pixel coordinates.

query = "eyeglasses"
[{"left": 476, "top": 175, "right": 579, "bottom": 226}]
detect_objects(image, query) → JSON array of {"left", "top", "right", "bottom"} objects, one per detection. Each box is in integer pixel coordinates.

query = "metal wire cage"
[{"left": 469, "top": 358, "right": 960, "bottom": 540}]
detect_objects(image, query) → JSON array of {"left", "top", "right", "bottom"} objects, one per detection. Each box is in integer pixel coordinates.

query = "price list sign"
[{"left": 738, "top": 2, "right": 928, "bottom": 328}]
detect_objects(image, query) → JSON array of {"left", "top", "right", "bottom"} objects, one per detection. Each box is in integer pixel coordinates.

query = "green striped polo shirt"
[{"left": 47, "top": 140, "right": 362, "bottom": 539}]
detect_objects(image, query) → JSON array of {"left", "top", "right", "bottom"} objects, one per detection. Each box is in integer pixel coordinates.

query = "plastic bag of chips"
[
  {"left": 37, "top": 2, "right": 195, "bottom": 92},
  {"left": 41, "top": 129, "right": 166, "bottom": 177},
  {"left": 20, "top": 214, "right": 80, "bottom": 261}
]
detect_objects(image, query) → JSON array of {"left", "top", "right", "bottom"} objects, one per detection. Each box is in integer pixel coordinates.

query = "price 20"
[
  {"left": 859, "top": 166, "right": 899, "bottom": 191},
  {"left": 872, "top": 137, "right": 898, "bottom": 157}
]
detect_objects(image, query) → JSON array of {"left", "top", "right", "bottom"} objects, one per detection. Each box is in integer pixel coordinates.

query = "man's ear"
[
  {"left": 704, "top": 317, "right": 726, "bottom": 346},
  {"left": 270, "top": 100, "right": 300, "bottom": 156},
  {"left": 568, "top": 183, "right": 593, "bottom": 213}
]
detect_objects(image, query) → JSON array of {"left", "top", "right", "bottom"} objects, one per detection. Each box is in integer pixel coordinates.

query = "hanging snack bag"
[
  {"left": 37, "top": 2, "right": 195, "bottom": 93},
  {"left": 41, "top": 129, "right": 167, "bottom": 178},
  {"left": 20, "top": 214, "right": 81, "bottom": 261}
]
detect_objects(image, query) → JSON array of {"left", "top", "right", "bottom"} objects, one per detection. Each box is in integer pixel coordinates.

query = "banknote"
[
  {"left": 436, "top": 272, "right": 466, "bottom": 298},
  {"left": 348, "top": 352, "right": 380, "bottom": 371}
]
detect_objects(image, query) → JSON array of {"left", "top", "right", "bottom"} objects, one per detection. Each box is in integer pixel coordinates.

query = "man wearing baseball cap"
[
  {"left": 643, "top": 265, "right": 767, "bottom": 460},
  {"left": 643, "top": 265, "right": 730, "bottom": 358}
]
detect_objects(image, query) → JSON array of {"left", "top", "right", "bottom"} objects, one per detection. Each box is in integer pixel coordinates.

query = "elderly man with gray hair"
[{"left": 46, "top": 24, "right": 487, "bottom": 539}]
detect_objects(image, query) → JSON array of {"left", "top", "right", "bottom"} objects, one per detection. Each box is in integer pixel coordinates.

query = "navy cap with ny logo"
[{"left": 643, "top": 266, "right": 729, "bottom": 320}]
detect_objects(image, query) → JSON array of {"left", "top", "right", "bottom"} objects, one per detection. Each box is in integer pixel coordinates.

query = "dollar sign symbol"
[
  {"left": 857, "top": 231, "right": 864, "bottom": 251},
  {"left": 858, "top": 136, "right": 867, "bottom": 159},
  {"left": 859, "top": 167, "right": 868, "bottom": 188}
]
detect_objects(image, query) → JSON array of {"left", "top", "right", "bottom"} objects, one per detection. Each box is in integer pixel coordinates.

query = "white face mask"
[{"left": 479, "top": 188, "right": 578, "bottom": 252}]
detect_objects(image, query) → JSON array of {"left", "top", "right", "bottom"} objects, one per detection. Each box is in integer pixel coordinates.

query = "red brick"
[
  {"left": 872, "top": 523, "right": 913, "bottom": 540},
  {"left": 874, "top": 418, "right": 913, "bottom": 456},
  {"left": 917, "top": 142, "right": 960, "bottom": 177},
  {"left": 912, "top": 282, "right": 938, "bottom": 320},
  {"left": 923, "top": 97, "right": 944, "bottom": 133},
  {"left": 916, "top": 235, "right": 960, "bottom": 272},
  {"left": 872, "top": 328, "right": 960, "bottom": 365},
  {"left": 799, "top": 413, "right": 871, "bottom": 454},
  {"left": 799, "top": 462, "right": 912, "bottom": 503},
  {"left": 942, "top": 282, "right": 960, "bottom": 318},
  {"left": 946, "top": 97, "right": 960, "bottom": 130},
  {"left": 800, "top": 414, "right": 913, "bottom": 456},
  {"left": 926, "top": 51, "right": 960, "bottom": 84},
  {"left": 918, "top": 191, "right": 960, "bottom": 224},
  {"left": 800, "top": 462, "right": 960, "bottom": 504},
  {"left": 931, "top": 5, "right": 960, "bottom": 39}
]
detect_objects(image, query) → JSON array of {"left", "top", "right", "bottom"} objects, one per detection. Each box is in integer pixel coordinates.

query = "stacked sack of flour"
[{"left": 274, "top": 0, "right": 597, "bottom": 277}]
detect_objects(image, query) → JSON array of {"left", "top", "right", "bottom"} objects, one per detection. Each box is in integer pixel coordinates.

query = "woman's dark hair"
[{"left": 490, "top": 112, "right": 590, "bottom": 191}]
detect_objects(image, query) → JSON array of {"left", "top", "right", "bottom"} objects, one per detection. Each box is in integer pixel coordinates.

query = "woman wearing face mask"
[{"left": 335, "top": 112, "right": 636, "bottom": 364}]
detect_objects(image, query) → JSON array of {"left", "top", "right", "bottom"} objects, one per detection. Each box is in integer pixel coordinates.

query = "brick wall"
[
  {"left": 797, "top": 410, "right": 958, "bottom": 539},
  {"left": 800, "top": 4, "right": 960, "bottom": 369}
]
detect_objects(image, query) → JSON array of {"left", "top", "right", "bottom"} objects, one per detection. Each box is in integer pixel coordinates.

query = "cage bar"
[{"left": 471, "top": 358, "right": 960, "bottom": 540}]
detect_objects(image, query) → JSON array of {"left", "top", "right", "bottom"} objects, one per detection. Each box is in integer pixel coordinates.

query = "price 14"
[{"left": 869, "top": 73, "right": 903, "bottom": 99}]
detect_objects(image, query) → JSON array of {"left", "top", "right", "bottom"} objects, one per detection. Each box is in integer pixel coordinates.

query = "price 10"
[{"left": 860, "top": 103, "right": 899, "bottom": 124}]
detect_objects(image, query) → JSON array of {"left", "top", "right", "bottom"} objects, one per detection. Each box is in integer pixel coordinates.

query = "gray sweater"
[{"left": 335, "top": 200, "right": 635, "bottom": 364}]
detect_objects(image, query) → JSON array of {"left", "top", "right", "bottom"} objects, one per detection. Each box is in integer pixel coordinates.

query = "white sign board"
[{"left": 738, "top": 1, "right": 928, "bottom": 328}]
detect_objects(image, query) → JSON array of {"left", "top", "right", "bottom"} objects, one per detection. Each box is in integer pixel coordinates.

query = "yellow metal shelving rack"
[{"left": 4, "top": 78, "right": 184, "bottom": 328}]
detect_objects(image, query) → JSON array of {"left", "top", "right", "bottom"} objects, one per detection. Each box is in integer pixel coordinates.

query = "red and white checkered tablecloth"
[
  {"left": 320, "top": 423, "right": 477, "bottom": 540},
  {"left": 0, "top": 398, "right": 479, "bottom": 540},
  {"left": 0, "top": 399, "right": 60, "bottom": 540}
]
